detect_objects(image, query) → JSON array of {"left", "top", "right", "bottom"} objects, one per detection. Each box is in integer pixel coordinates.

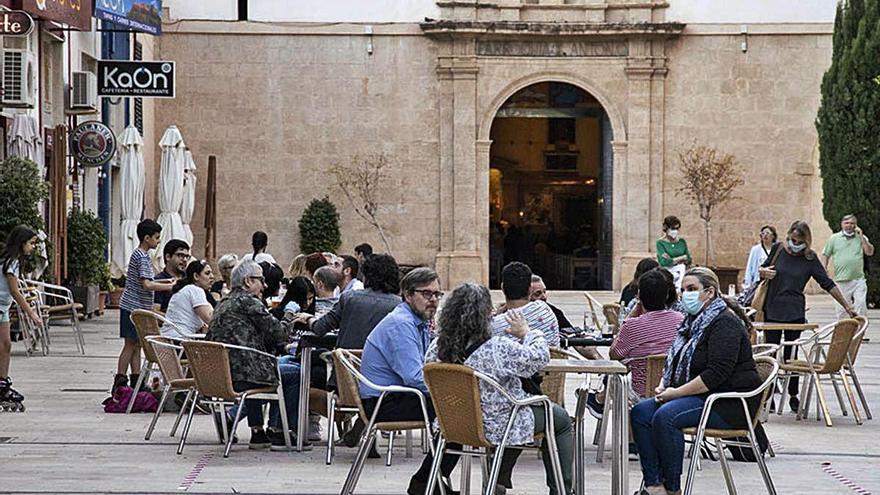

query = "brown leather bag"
[{"left": 751, "top": 244, "right": 783, "bottom": 322}]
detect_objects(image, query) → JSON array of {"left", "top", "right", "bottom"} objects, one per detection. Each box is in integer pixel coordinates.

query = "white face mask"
[
  {"left": 843, "top": 230, "right": 856, "bottom": 238},
  {"left": 667, "top": 229, "right": 679, "bottom": 240}
]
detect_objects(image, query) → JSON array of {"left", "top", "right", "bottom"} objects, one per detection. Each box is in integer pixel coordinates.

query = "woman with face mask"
[
  {"left": 631, "top": 267, "right": 760, "bottom": 495},
  {"left": 656, "top": 215, "right": 692, "bottom": 290},
  {"left": 757, "top": 221, "right": 856, "bottom": 412}
]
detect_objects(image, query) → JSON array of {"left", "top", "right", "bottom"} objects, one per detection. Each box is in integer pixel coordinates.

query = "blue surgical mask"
[
  {"left": 681, "top": 291, "right": 704, "bottom": 315},
  {"left": 788, "top": 240, "right": 806, "bottom": 253}
]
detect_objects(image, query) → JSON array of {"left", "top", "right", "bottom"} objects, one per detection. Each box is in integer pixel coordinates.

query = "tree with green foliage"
[
  {"left": 67, "top": 209, "right": 107, "bottom": 286},
  {"left": 816, "top": 0, "right": 880, "bottom": 306},
  {"left": 298, "top": 196, "right": 342, "bottom": 254},
  {"left": 0, "top": 157, "right": 48, "bottom": 236}
]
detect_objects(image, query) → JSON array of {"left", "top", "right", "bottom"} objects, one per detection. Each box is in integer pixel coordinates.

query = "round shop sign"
[{"left": 70, "top": 121, "right": 117, "bottom": 167}]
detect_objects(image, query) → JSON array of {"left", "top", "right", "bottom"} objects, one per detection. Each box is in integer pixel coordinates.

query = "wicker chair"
[
  {"left": 144, "top": 336, "right": 196, "bottom": 441},
  {"left": 127, "top": 310, "right": 163, "bottom": 413},
  {"left": 778, "top": 319, "right": 860, "bottom": 427},
  {"left": 9, "top": 285, "right": 47, "bottom": 356},
  {"left": 583, "top": 292, "right": 604, "bottom": 330},
  {"left": 680, "top": 356, "right": 779, "bottom": 495},
  {"left": 179, "top": 340, "right": 292, "bottom": 457},
  {"left": 324, "top": 349, "right": 363, "bottom": 465},
  {"left": 334, "top": 349, "right": 435, "bottom": 494},
  {"left": 423, "top": 362, "right": 566, "bottom": 495},
  {"left": 24, "top": 279, "right": 85, "bottom": 354},
  {"left": 602, "top": 303, "right": 621, "bottom": 335}
]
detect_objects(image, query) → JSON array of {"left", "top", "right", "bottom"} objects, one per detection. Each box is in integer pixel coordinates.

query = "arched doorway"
[{"left": 488, "top": 81, "right": 613, "bottom": 290}]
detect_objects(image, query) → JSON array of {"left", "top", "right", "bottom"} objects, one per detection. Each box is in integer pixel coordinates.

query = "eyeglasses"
[
  {"left": 173, "top": 252, "right": 192, "bottom": 259},
  {"left": 249, "top": 276, "right": 266, "bottom": 283},
  {"left": 412, "top": 289, "right": 444, "bottom": 301}
]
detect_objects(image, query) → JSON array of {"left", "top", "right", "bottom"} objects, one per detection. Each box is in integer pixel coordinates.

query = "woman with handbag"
[{"left": 758, "top": 221, "right": 857, "bottom": 412}]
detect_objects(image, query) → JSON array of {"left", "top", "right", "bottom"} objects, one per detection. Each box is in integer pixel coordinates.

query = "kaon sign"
[
  {"left": 97, "top": 60, "right": 175, "bottom": 98},
  {"left": 95, "top": 0, "right": 162, "bottom": 35}
]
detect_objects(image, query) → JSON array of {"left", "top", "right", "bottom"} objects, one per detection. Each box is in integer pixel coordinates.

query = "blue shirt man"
[{"left": 359, "top": 301, "right": 431, "bottom": 398}]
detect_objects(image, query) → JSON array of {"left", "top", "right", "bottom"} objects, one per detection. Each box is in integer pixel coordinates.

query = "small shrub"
[{"left": 298, "top": 196, "right": 342, "bottom": 254}]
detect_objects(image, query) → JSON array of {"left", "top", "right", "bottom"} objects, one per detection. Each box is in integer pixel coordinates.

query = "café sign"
[
  {"left": 95, "top": 0, "right": 162, "bottom": 36},
  {"left": 19, "top": 0, "right": 93, "bottom": 31},
  {"left": 0, "top": 10, "right": 34, "bottom": 36},
  {"left": 97, "top": 60, "right": 175, "bottom": 98},
  {"left": 70, "top": 121, "right": 117, "bottom": 167}
]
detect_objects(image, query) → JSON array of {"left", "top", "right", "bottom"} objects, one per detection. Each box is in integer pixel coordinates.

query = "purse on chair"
[{"left": 750, "top": 243, "right": 783, "bottom": 322}]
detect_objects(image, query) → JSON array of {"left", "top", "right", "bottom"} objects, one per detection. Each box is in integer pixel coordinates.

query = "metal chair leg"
[
  {"left": 425, "top": 437, "right": 447, "bottom": 495},
  {"left": 326, "top": 395, "right": 337, "bottom": 465},
  {"left": 341, "top": 425, "right": 378, "bottom": 495},
  {"left": 848, "top": 367, "right": 873, "bottom": 420},
  {"left": 838, "top": 371, "right": 863, "bottom": 425},
  {"left": 405, "top": 429, "right": 413, "bottom": 458},
  {"left": 170, "top": 389, "right": 194, "bottom": 437},
  {"left": 829, "top": 372, "right": 848, "bottom": 416},
  {"left": 715, "top": 438, "right": 737, "bottom": 495},
  {"left": 126, "top": 361, "right": 150, "bottom": 413},
  {"left": 683, "top": 427, "right": 705, "bottom": 495},
  {"left": 385, "top": 430, "right": 395, "bottom": 467},
  {"left": 813, "top": 372, "right": 833, "bottom": 427},
  {"left": 177, "top": 391, "right": 200, "bottom": 455},
  {"left": 543, "top": 403, "right": 567, "bottom": 495},
  {"left": 224, "top": 400, "right": 245, "bottom": 458},
  {"left": 595, "top": 394, "right": 611, "bottom": 463},
  {"left": 146, "top": 384, "right": 171, "bottom": 440},
  {"left": 459, "top": 446, "right": 472, "bottom": 495},
  {"left": 777, "top": 375, "right": 791, "bottom": 416},
  {"left": 748, "top": 429, "right": 777, "bottom": 495}
]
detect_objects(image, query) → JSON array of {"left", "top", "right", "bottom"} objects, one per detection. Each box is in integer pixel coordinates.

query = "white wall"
[
  {"left": 667, "top": 0, "right": 836, "bottom": 24},
  {"left": 165, "top": 0, "right": 237, "bottom": 21}
]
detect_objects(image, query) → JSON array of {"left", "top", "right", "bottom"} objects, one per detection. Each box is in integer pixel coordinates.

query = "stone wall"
[{"left": 156, "top": 28, "right": 442, "bottom": 268}]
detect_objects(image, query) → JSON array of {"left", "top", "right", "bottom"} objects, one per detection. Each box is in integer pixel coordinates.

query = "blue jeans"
[
  {"left": 631, "top": 396, "right": 731, "bottom": 492},
  {"left": 229, "top": 361, "right": 302, "bottom": 430}
]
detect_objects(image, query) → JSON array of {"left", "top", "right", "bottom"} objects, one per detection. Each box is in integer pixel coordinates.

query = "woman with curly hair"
[{"left": 425, "top": 283, "right": 573, "bottom": 495}]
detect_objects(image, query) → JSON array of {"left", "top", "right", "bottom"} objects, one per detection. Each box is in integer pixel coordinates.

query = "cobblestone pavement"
[{"left": 1, "top": 292, "right": 877, "bottom": 494}]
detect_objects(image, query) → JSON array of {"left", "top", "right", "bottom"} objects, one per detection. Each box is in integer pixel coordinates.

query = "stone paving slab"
[{"left": 1, "top": 292, "right": 878, "bottom": 494}]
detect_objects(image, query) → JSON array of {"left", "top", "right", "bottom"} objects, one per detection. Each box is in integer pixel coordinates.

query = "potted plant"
[
  {"left": 97, "top": 264, "right": 114, "bottom": 314},
  {"left": 66, "top": 208, "right": 108, "bottom": 316},
  {"left": 107, "top": 275, "right": 125, "bottom": 309},
  {"left": 676, "top": 142, "right": 745, "bottom": 291}
]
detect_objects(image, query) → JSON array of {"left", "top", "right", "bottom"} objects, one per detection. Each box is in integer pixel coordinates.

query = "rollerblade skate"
[{"left": 0, "top": 377, "right": 25, "bottom": 412}]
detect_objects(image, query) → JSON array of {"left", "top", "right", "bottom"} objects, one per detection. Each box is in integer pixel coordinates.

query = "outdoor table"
[
  {"left": 295, "top": 332, "right": 338, "bottom": 451},
  {"left": 559, "top": 334, "right": 614, "bottom": 348},
  {"left": 752, "top": 322, "right": 819, "bottom": 344},
  {"left": 543, "top": 359, "right": 630, "bottom": 495}
]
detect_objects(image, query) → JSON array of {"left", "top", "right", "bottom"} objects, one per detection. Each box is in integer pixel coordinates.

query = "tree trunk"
[{"left": 704, "top": 220, "right": 713, "bottom": 267}]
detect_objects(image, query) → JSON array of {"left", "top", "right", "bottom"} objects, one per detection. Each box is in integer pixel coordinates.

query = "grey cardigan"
[{"left": 312, "top": 288, "right": 402, "bottom": 349}]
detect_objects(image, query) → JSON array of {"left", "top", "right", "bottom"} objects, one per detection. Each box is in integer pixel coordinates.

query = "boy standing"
[{"left": 114, "top": 220, "right": 175, "bottom": 391}]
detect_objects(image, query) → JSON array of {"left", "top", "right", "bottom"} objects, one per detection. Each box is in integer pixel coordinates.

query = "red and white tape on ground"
[
  {"left": 177, "top": 451, "right": 215, "bottom": 491},
  {"left": 821, "top": 462, "right": 873, "bottom": 495}
]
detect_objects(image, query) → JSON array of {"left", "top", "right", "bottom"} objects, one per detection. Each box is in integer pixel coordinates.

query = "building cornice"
[{"left": 420, "top": 20, "right": 685, "bottom": 39}]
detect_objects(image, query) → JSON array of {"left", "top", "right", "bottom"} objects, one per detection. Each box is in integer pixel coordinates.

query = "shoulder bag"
[{"left": 750, "top": 243, "right": 783, "bottom": 322}]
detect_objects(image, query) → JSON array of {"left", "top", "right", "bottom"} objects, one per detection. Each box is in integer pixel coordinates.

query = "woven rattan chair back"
[
  {"left": 332, "top": 349, "right": 368, "bottom": 420},
  {"left": 331, "top": 349, "right": 363, "bottom": 409},
  {"left": 181, "top": 340, "right": 238, "bottom": 400},
  {"left": 423, "top": 362, "right": 493, "bottom": 449},
  {"left": 130, "top": 310, "right": 162, "bottom": 363},
  {"left": 583, "top": 292, "right": 602, "bottom": 329},
  {"left": 644, "top": 354, "right": 668, "bottom": 398},
  {"left": 847, "top": 316, "right": 868, "bottom": 366},
  {"left": 818, "top": 319, "right": 859, "bottom": 374},
  {"left": 542, "top": 348, "right": 569, "bottom": 406},
  {"left": 149, "top": 337, "right": 186, "bottom": 383},
  {"left": 602, "top": 303, "right": 621, "bottom": 334},
  {"left": 753, "top": 356, "right": 777, "bottom": 425}
]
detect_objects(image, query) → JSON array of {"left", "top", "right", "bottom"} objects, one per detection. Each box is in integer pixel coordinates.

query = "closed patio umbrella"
[
  {"left": 154, "top": 125, "right": 187, "bottom": 271},
  {"left": 111, "top": 126, "right": 145, "bottom": 276},
  {"left": 7, "top": 114, "right": 43, "bottom": 171},
  {"left": 179, "top": 150, "right": 197, "bottom": 246}
]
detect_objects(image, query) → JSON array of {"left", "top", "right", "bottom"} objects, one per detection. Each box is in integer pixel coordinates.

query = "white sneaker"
[{"left": 308, "top": 415, "right": 323, "bottom": 442}]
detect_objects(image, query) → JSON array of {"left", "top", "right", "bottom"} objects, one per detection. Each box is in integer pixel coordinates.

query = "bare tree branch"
[{"left": 329, "top": 154, "right": 393, "bottom": 255}]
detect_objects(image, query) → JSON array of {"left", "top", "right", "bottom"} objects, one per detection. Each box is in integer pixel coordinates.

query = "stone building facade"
[{"left": 156, "top": 0, "right": 835, "bottom": 290}]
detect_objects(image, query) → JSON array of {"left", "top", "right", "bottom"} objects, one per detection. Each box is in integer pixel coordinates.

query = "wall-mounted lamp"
[
  {"left": 740, "top": 24, "right": 748, "bottom": 53},
  {"left": 365, "top": 25, "right": 374, "bottom": 55}
]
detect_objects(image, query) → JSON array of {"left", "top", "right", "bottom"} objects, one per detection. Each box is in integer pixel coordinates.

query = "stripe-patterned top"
[
  {"left": 120, "top": 248, "right": 156, "bottom": 312},
  {"left": 491, "top": 300, "right": 560, "bottom": 347}
]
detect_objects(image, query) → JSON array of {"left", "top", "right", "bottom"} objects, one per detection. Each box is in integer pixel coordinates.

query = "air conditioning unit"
[
  {"left": 1, "top": 49, "right": 36, "bottom": 108},
  {"left": 69, "top": 71, "right": 98, "bottom": 112}
]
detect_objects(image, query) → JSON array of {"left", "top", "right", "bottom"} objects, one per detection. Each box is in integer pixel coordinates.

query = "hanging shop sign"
[
  {"left": 0, "top": 10, "right": 35, "bottom": 36},
  {"left": 97, "top": 60, "right": 175, "bottom": 98},
  {"left": 70, "top": 121, "right": 117, "bottom": 167},
  {"left": 94, "top": 0, "right": 162, "bottom": 35},
  {"left": 19, "top": 0, "right": 93, "bottom": 31}
]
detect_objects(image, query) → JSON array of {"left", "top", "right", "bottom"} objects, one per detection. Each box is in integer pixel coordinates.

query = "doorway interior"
[{"left": 488, "top": 81, "right": 613, "bottom": 290}]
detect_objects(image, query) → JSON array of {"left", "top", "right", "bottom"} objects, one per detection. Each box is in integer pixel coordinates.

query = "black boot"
[
  {"left": 112, "top": 374, "right": 128, "bottom": 392},
  {"left": 129, "top": 374, "right": 143, "bottom": 391}
]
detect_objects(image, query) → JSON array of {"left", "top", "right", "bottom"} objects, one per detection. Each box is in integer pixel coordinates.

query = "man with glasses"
[
  {"left": 153, "top": 239, "right": 191, "bottom": 312},
  {"left": 358, "top": 267, "right": 458, "bottom": 495}
]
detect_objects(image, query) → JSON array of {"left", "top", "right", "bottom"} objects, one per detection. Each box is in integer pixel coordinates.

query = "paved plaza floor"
[{"left": 1, "top": 292, "right": 877, "bottom": 495}]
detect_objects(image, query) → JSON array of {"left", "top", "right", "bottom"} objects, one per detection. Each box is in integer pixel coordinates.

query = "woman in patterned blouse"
[{"left": 426, "top": 283, "right": 573, "bottom": 495}]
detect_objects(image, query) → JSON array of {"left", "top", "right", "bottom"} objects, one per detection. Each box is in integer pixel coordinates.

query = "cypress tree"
[
  {"left": 816, "top": 0, "right": 880, "bottom": 306},
  {"left": 298, "top": 196, "right": 342, "bottom": 254}
]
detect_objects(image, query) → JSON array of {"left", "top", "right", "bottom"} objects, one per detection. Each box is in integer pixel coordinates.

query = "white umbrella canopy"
[
  {"left": 111, "top": 126, "right": 146, "bottom": 276},
  {"left": 7, "top": 114, "right": 43, "bottom": 171},
  {"left": 153, "top": 125, "right": 187, "bottom": 271},
  {"left": 179, "top": 150, "right": 197, "bottom": 247}
]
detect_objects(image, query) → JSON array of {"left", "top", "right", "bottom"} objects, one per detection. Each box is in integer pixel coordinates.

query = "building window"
[{"left": 238, "top": 0, "right": 248, "bottom": 21}]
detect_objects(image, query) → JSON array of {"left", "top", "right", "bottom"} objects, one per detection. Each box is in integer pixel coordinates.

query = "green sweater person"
[{"left": 656, "top": 215, "right": 692, "bottom": 268}]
